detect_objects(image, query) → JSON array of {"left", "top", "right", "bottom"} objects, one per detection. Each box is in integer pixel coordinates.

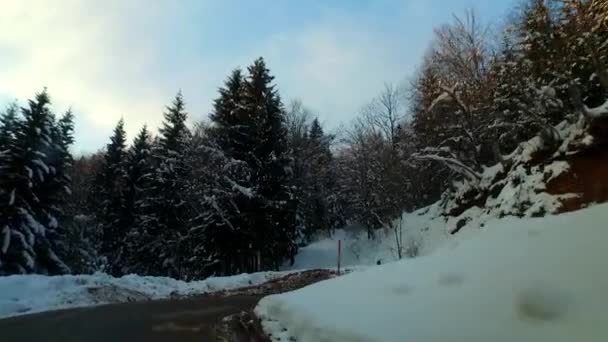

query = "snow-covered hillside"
[
  {"left": 0, "top": 271, "right": 291, "bottom": 319},
  {"left": 283, "top": 203, "right": 457, "bottom": 271},
  {"left": 285, "top": 120, "right": 596, "bottom": 272},
  {"left": 257, "top": 203, "right": 608, "bottom": 342}
]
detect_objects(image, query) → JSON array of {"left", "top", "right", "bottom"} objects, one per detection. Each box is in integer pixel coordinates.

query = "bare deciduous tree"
[{"left": 361, "top": 83, "right": 406, "bottom": 145}]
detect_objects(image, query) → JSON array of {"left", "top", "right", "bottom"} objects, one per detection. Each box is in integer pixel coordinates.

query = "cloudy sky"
[{"left": 0, "top": 0, "right": 514, "bottom": 153}]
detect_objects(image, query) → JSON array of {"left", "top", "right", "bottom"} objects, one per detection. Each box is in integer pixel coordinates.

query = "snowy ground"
[
  {"left": 283, "top": 229, "right": 400, "bottom": 270},
  {"left": 0, "top": 271, "right": 291, "bottom": 319},
  {"left": 282, "top": 201, "right": 467, "bottom": 272},
  {"left": 257, "top": 203, "right": 608, "bottom": 342}
]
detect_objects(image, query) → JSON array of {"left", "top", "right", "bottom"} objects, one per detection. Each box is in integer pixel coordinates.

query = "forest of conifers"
[{"left": 0, "top": 0, "right": 606, "bottom": 279}]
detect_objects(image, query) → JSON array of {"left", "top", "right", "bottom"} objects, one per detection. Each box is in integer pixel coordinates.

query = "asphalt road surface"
[{"left": 0, "top": 295, "right": 263, "bottom": 342}]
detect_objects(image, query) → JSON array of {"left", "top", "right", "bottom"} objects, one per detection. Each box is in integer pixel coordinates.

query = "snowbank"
[
  {"left": 257, "top": 203, "right": 608, "bottom": 342},
  {"left": 0, "top": 271, "right": 290, "bottom": 319}
]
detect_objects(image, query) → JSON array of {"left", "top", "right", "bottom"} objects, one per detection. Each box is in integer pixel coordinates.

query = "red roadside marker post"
[{"left": 337, "top": 239, "right": 341, "bottom": 276}]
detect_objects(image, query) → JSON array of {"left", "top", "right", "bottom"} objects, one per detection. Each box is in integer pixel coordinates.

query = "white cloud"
[{"left": 0, "top": 0, "right": 191, "bottom": 152}]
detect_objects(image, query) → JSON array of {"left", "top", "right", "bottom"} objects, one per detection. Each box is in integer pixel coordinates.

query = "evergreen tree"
[
  {"left": 46, "top": 110, "right": 75, "bottom": 266},
  {"left": 517, "top": 0, "right": 567, "bottom": 126},
  {"left": 0, "top": 103, "right": 18, "bottom": 152},
  {"left": 121, "top": 125, "right": 153, "bottom": 273},
  {"left": 126, "top": 126, "right": 152, "bottom": 225},
  {"left": 0, "top": 104, "right": 19, "bottom": 202},
  {"left": 0, "top": 104, "right": 19, "bottom": 272},
  {"left": 297, "top": 118, "right": 338, "bottom": 242},
  {"left": 201, "top": 59, "right": 297, "bottom": 274},
  {"left": 558, "top": 0, "right": 608, "bottom": 110},
  {"left": 0, "top": 90, "right": 71, "bottom": 274},
  {"left": 137, "top": 92, "right": 191, "bottom": 277},
  {"left": 192, "top": 70, "right": 254, "bottom": 276},
  {"left": 308, "top": 118, "right": 335, "bottom": 223},
  {"left": 242, "top": 58, "right": 296, "bottom": 270},
  {"left": 96, "top": 119, "right": 128, "bottom": 275},
  {"left": 62, "top": 153, "right": 105, "bottom": 274},
  {"left": 209, "top": 69, "right": 246, "bottom": 158}
]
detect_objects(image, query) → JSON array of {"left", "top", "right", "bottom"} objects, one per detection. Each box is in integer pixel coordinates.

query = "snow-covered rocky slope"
[
  {"left": 257, "top": 203, "right": 608, "bottom": 342},
  {"left": 0, "top": 271, "right": 291, "bottom": 319}
]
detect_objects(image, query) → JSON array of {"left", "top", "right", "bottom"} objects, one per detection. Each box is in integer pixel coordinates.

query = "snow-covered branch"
[
  {"left": 427, "top": 83, "right": 477, "bottom": 147},
  {"left": 584, "top": 99, "right": 608, "bottom": 119},
  {"left": 427, "top": 91, "right": 451, "bottom": 113},
  {"left": 569, "top": 84, "right": 608, "bottom": 121},
  {"left": 440, "top": 83, "right": 470, "bottom": 116},
  {"left": 412, "top": 153, "right": 481, "bottom": 182},
  {"left": 223, "top": 176, "right": 254, "bottom": 198}
]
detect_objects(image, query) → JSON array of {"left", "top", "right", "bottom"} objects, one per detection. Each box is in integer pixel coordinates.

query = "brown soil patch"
[
  {"left": 87, "top": 285, "right": 151, "bottom": 303},
  {"left": 209, "top": 269, "right": 336, "bottom": 298},
  {"left": 548, "top": 145, "right": 608, "bottom": 212}
]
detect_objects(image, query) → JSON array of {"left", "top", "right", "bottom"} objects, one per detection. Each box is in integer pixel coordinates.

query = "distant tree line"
[{"left": 0, "top": 0, "right": 606, "bottom": 277}]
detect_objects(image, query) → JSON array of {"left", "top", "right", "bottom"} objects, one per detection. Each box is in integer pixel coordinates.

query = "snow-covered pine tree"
[
  {"left": 0, "top": 104, "right": 19, "bottom": 197},
  {"left": 284, "top": 100, "right": 310, "bottom": 244},
  {"left": 0, "top": 104, "right": 19, "bottom": 272},
  {"left": 96, "top": 119, "right": 128, "bottom": 275},
  {"left": 201, "top": 60, "right": 297, "bottom": 274},
  {"left": 241, "top": 58, "right": 296, "bottom": 270},
  {"left": 557, "top": 0, "right": 608, "bottom": 112},
  {"left": 191, "top": 69, "right": 255, "bottom": 277},
  {"left": 209, "top": 69, "right": 247, "bottom": 158},
  {"left": 518, "top": 0, "right": 558, "bottom": 82},
  {"left": 46, "top": 110, "right": 75, "bottom": 269},
  {"left": 490, "top": 0, "right": 606, "bottom": 152},
  {"left": 121, "top": 125, "right": 153, "bottom": 273},
  {"left": 0, "top": 103, "right": 18, "bottom": 151},
  {"left": 188, "top": 136, "right": 253, "bottom": 278},
  {"left": 512, "top": 0, "right": 566, "bottom": 128},
  {"left": 0, "top": 90, "right": 71, "bottom": 275},
  {"left": 62, "top": 153, "right": 105, "bottom": 274},
  {"left": 298, "top": 118, "right": 338, "bottom": 241},
  {"left": 136, "top": 92, "right": 192, "bottom": 278}
]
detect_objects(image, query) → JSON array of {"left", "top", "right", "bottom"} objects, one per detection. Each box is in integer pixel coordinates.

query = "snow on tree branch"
[
  {"left": 569, "top": 84, "right": 608, "bottom": 121},
  {"left": 224, "top": 176, "right": 254, "bottom": 199},
  {"left": 440, "top": 83, "right": 470, "bottom": 116},
  {"left": 584, "top": 99, "right": 608, "bottom": 119},
  {"left": 427, "top": 91, "right": 451, "bottom": 113},
  {"left": 428, "top": 82, "right": 471, "bottom": 115},
  {"left": 412, "top": 152, "right": 481, "bottom": 183}
]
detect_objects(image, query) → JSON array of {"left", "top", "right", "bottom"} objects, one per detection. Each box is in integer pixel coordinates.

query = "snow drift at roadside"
[
  {"left": 0, "top": 271, "right": 290, "bottom": 319},
  {"left": 257, "top": 203, "right": 608, "bottom": 342}
]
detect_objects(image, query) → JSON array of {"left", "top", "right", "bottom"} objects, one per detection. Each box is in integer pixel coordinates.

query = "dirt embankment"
[
  {"left": 548, "top": 122, "right": 608, "bottom": 212},
  {"left": 548, "top": 146, "right": 608, "bottom": 212}
]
